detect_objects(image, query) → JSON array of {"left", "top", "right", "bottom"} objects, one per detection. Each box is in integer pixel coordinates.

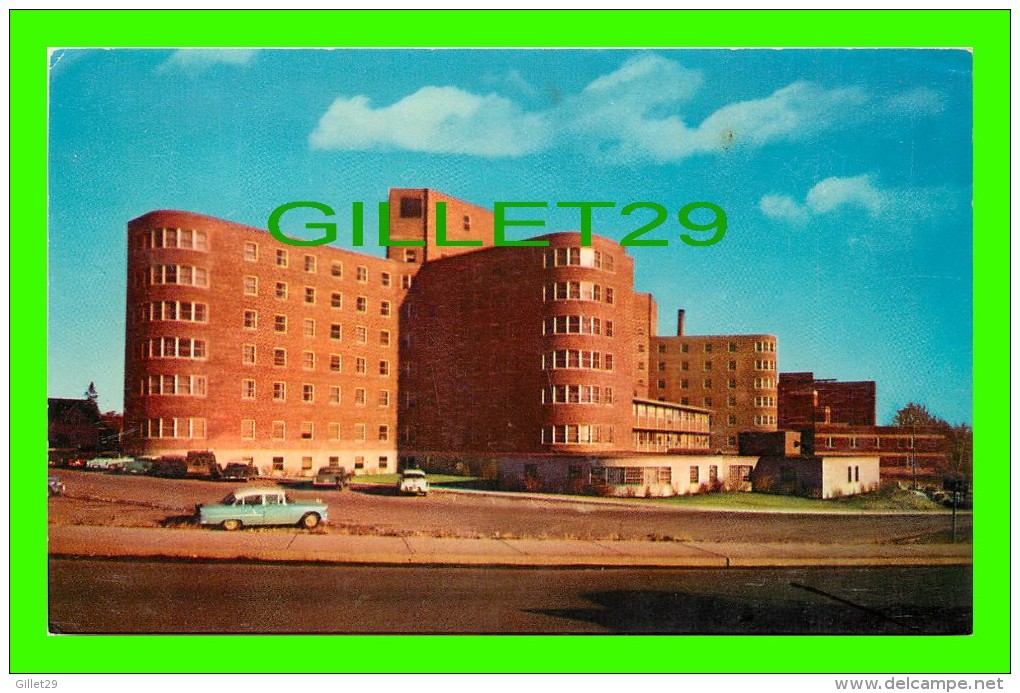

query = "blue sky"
[{"left": 48, "top": 48, "right": 972, "bottom": 424}]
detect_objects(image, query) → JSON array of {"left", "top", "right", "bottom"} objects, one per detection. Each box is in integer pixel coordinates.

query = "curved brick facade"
[{"left": 125, "top": 210, "right": 403, "bottom": 476}]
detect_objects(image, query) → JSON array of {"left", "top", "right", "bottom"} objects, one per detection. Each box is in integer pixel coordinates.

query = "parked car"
[
  {"left": 48, "top": 475, "right": 66, "bottom": 497},
  {"left": 185, "top": 450, "right": 221, "bottom": 479},
  {"left": 197, "top": 487, "right": 328, "bottom": 531},
  {"left": 118, "top": 458, "right": 154, "bottom": 475},
  {"left": 397, "top": 469, "right": 429, "bottom": 496},
  {"left": 151, "top": 456, "right": 188, "bottom": 478},
  {"left": 85, "top": 455, "right": 133, "bottom": 472},
  {"left": 312, "top": 466, "right": 349, "bottom": 490},
  {"left": 221, "top": 463, "right": 258, "bottom": 482}
]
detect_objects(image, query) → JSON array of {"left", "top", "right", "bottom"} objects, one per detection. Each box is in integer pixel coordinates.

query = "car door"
[
  {"left": 261, "top": 492, "right": 292, "bottom": 525},
  {"left": 238, "top": 494, "right": 267, "bottom": 524}
]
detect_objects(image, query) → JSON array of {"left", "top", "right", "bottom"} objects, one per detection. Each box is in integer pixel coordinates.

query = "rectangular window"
[
  {"left": 354, "top": 388, "right": 366, "bottom": 406},
  {"left": 378, "top": 425, "right": 389, "bottom": 442},
  {"left": 380, "top": 301, "right": 391, "bottom": 317},
  {"left": 328, "top": 423, "right": 341, "bottom": 440},
  {"left": 302, "top": 384, "right": 314, "bottom": 403},
  {"left": 355, "top": 424, "right": 366, "bottom": 441},
  {"left": 303, "top": 318, "right": 316, "bottom": 337},
  {"left": 329, "top": 354, "right": 342, "bottom": 372},
  {"left": 380, "top": 330, "right": 391, "bottom": 347},
  {"left": 241, "top": 419, "right": 255, "bottom": 440},
  {"left": 242, "top": 344, "right": 256, "bottom": 365},
  {"left": 690, "top": 466, "right": 700, "bottom": 484},
  {"left": 356, "top": 297, "right": 368, "bottom": 313},
  {"left": 356, "top": 357, "right": 367, "bottom": 374},
  {"left": 381, "top": 272, "right": 391, "bottom": 287},
  {"left": 243, "top": 242, "right": 258, "bottom": 262},
  {"left": 304, "top": 287, "right": 316, "bottom": 304},
  {"left": 330, "top": 323, "right": 342, "bottom": 340},
  {"left": 272, "top": 421, "right": 285, "bottom": 440},
  {"left": 704, "top": 360, "right": 712, "bottom": 371},
  {"left": 356, "top": 326, "right": 367, "bottom": 343},
  {"left": 378, "top": 390, "right": 390, "bottom": 407},
  {"left": 242, "top": 379, "right": 256, "bottom": 399},
  {"left": 275, "top": 282, "right": 288, "bottom": 300},
  {"left": 273, "top": 381, "right": 286, "bottom": 401},
  {"left": 404, "top": 249, "right": 417, "bottom": 263},
  {"left": 243, "top": 310, "right": 257, "bottom": 329},
  {"left": 304, "top": 255, "right": 317, "bottom": 273},
  {"left": 400, "top": 196, "right": 423, "bottom": 218},
  {"left": 273, "top": 348, "right": 286, "bottom": 367},
  {"left": 302, "top": 351, "right": 315, "bottom": 370},
  {"left": 274, "top": 315, "right": 287, "bottom": 333},
  {"left": 379, "top": 360, "right": 390, "bottom": 376},
  {"left": 301, "top": 422, "right": 314, "bottom": 440},
  {"left": 276, "top": 249, "right": 288, "bottom": 267},
  {"left": 356, "top": 266, "right": 368, "bottom": 282},
  {"left": 272, "top": 456, "right": 284, "bottom": 470},
  {"left": 329, "top": 386, "right": 341, "bottom": 404},
  {"left": 243, "top": 276, "right": 258, "bottom": 295}
]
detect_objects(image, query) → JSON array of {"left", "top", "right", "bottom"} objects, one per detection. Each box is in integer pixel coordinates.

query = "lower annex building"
[{"left": 123, "top": 188, "right": 779, "bottom": 492}]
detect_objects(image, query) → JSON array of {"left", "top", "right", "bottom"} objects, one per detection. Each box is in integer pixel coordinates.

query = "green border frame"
[{"left": 14, "top": 9, "right": 1008, "bottom": 674}]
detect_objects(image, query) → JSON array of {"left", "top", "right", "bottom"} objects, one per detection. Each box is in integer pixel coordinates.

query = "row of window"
[
  {"left": 149, "top": 264, "right": 209, "bottom": 287},
  {"left": 140, "top": 301, "right": 208, "bottom": 323},
  {"left": 631, "top": 432, "right": 712, "bottom": 452},
  {"left": 543, "top": 247, "right": 615, "bottom": 272},
  {"left": 541, "top": 384, "right": 615, "bottom": 404},
  {"left": 243, "top": 380, "right": 391, "bottom": 404},
  {"left": 753, "top": 414, "right": 778, "bottom": 426},
  {"left": 542, "top": 350, "right": 615, "bottom": 372},
  {"left": 141, "top": 417, "right": 207, "bottom": 439},
  {"left": 542, "top": 315, "right": 615, "bottom": 336},
  {"left": 139, "top": 337, "right": 207, "bottom": 360},
  {"left": 138, "top": 375, "right": 207, "bottom": 396},
  {"left": 241, "top": 310, "right": 391, "bottom": 346},
  {"left": 632, "top": 402, "right": 710, "bottom": 425},
  {"left": 145, "top": 228, "right": 209, "bottom": 251},
  {"left": 657, "top": 341, "right": 774, "bottom": 355},
  {"left": 540, "top": 424, "right": 615, "bottom": 445},
  {"left": 543, "top": 282, "right": 616, "bottom": 304},
  {"left": 240, "top": 419, "right": 390, "bottom": 442},
  {"left": 241, "top": 346, "right": 389, "bottom": 375},
  {"left": 754, "top": 360, "right": 776, "bottom": 371}
]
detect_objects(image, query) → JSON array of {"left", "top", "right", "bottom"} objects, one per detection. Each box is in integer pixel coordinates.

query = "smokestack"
[{"left": 677, "top": 309, "right": 685, "bottom": 337}]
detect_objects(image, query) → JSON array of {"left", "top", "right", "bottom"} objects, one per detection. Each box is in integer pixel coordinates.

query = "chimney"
[{"left": 677, "top": 309, "right": 685, "bottom": 337}]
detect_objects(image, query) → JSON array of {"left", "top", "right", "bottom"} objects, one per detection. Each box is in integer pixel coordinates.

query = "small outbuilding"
[{"left": 752, "top": 455, "right": 880, "bottom": 499}]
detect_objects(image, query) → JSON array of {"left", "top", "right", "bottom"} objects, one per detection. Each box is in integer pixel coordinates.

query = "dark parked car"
[
  {"left": 312, "top": 466, "right": 349, "bottom": 490},
  {"left": 221, "top": 463, "right": 258, "bottom": 482}
]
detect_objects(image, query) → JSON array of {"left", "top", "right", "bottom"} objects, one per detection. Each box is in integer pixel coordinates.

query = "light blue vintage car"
[{"left": 197, "top": 487, "right": 328, "bottom": 531}]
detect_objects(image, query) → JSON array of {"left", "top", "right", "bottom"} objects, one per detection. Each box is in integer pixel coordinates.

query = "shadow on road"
[{"left": 527, "top": 589, "right": 972, "bottom": 635}]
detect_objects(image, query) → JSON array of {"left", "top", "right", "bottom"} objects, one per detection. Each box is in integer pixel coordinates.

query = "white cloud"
[
  {"left": 805, "top": 175, "right": 888, "bottom": 216},
  {"left": 309, "top": 86, "right": 551, "bottom": 157},
  {"left": 886, "top": 86, "right": 945, "bottom": 116},
  {"left": 308, "top": 54, "right": 932, "bottom": 163},
  {"left": 760, "top": 194, "right": 810, "bottom": 224},
  {"left": 762, "top": 174, "right": 891, "bottom": 224},
  {"left": 156, "top": 49, "right": 256, "bottom": 75}
]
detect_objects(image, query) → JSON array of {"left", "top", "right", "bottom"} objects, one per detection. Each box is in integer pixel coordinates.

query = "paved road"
[
  {"left": 48, "top": 558, "right": 972, "bottom": 635},
  {"left": 50, "top": 470, "right": 970, "bottom": 544}
]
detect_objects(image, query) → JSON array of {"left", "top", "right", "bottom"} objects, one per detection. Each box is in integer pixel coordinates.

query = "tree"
[
  {"left": 942, "top": 422, "right": 973, "bottom": 480},
  {"left": 85, "top": 382, "right": 99, "bottom": 405},
  {"left": 892, "top": 402, "right": 947, "bottom": 429}
]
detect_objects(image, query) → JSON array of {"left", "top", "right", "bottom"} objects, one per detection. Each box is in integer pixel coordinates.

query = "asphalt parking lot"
[{"left": 48, "top": 469, "right": 970, "bottom": 544}]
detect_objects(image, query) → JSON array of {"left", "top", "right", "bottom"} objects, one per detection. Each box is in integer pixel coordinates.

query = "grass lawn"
[{"left": 651, "top": 490, "right": 947, "bottom": 513}]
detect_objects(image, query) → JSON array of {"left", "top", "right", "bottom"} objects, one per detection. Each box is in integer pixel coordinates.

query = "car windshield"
[{"left": 221, "top": 493, "right": 236, "bottom": 505}]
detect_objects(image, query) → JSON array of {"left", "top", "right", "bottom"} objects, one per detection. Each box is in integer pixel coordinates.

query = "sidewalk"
[{"left": 49, "top": 524, "right": 973, "bottom": 569}]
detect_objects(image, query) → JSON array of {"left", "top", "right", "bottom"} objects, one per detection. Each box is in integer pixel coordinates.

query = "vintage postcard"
[{"left": 21, "top": 10, "right": 1006, "bottom": 678}]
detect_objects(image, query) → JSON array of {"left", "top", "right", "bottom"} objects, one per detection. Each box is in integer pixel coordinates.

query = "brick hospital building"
[{"left": 123, "top": 189, "right": 779, "bottom": 485}]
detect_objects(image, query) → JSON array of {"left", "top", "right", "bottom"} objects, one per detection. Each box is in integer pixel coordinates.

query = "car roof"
[
  {"left": 402, "top": 469, "right": 427, "bottom": 476},
  {"left": 233, "top": 486, "right": 285, "bottom": 496}
]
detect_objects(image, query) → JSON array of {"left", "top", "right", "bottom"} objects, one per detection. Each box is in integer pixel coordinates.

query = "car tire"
[
  {"left": 300, "top": 513, "right": 321, "bottom": 530},
  {"left": 222, "top": 519, "right": 242, "bottom": 532}
]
